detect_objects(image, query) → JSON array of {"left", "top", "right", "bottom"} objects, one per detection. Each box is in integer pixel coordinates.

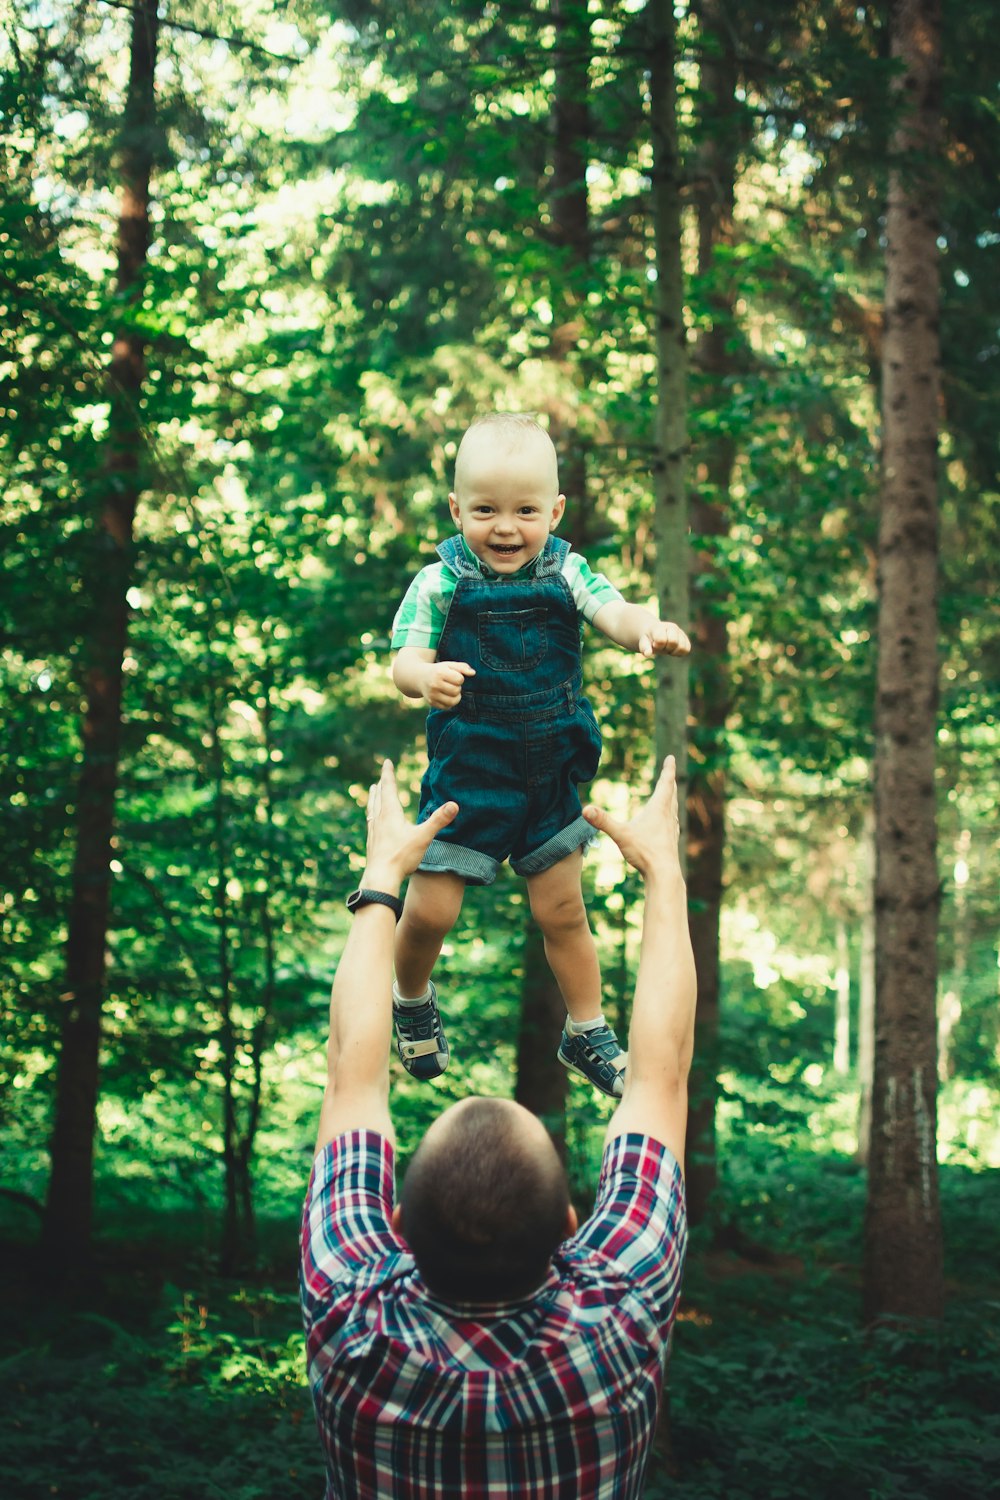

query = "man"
[{"left": 300, "top": 756, "right": 696, "bottom": 1499}]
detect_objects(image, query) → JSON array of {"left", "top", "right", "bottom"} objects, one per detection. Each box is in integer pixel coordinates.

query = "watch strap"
[{"left": 347, "top": 888, "right": 404, "bottom": 921}]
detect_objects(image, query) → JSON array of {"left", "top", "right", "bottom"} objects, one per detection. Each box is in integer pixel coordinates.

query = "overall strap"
[
  {"left": 436, "top": 534, "right": 480, "bottom": 576},
  {"left": 534, "top": 535, "right": 571, "bottom": 577}
]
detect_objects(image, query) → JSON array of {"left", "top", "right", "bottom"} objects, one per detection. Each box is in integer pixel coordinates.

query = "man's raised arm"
[
  {"left": 582, "top": 756, "right": 696, "bottom": 1169},
  {"left": 315, "top": 762, "right": 457, "bottom": 1153}
]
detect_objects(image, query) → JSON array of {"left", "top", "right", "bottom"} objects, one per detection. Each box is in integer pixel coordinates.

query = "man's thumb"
[{"left": 427, "top": 799, "right": 459, "bottom": 833}]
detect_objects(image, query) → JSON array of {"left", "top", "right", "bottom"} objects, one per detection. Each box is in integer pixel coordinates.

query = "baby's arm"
[
  {"left": 392, "top": 647, "right": 476, "bottom": 708},
  {"left": 592, "top": 600, "right": 691, "bottom": 659}
]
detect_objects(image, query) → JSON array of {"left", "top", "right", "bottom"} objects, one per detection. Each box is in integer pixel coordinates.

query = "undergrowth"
[{"left": 0, "top": 1136, "right": 996, "bottom": 1499}]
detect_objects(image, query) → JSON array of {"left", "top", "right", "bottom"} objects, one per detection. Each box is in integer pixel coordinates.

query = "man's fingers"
[
  {"left": 582, "top": 802, "right": 627, "bottom": 845},
  {"left": 656, "top": 754, "right": 677, "bottom": 788},
  {"left": 637, "top": 633, "right": 653, "bottom": 657},
  {"left": 424, "top": 799, "right": 459, "bottom": 836}
]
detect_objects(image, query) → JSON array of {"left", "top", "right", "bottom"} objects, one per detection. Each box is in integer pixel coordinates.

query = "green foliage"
[
  {"left": 0, "top": 1279, "right": 318, "bottom": 1499},
  {"left": 650, "top": 1135, "right": 1000, "bottom": 1499},
  {"left": 1, "top": 1129, "right": 997, "bottom": 1499},
  {"left": 2, "top": 0, "right": 997, "bottom": 1327}
]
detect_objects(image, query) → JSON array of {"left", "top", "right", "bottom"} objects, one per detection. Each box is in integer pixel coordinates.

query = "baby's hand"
[
  {"left": 638, "top": 621, "right": 691, "bottom": 658},
  {"left": 423, "top": 660, "right": 476, "bottom": 708}
]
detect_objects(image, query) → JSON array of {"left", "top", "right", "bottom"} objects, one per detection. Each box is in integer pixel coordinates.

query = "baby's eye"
[{"left": 518, "top": 506, "right": 539, "bottom": 516}]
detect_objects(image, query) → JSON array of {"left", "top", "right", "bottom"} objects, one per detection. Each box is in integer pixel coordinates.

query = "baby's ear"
[
  {"left": 550, "top": 493, "right": 566, "bottom": 530},
  {"left": 448, "top": 492, "right": 462, "bottom": 527}
]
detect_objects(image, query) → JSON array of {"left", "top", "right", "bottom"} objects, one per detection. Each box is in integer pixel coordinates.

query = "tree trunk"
[
  {"left": 863, "top": 0, "right": 944, "bottom": 1324},
  {"left": 42, "top": 0, "right": 160, "bottom": 1261},
  {"left": 515, "top": 922, "right": 569, "bottom": 1159},
  {"left": 682, "top": 0, "right": 740, "bottom": 1227},
  {"left": 649, "top": 0, "right": 690, "bottom": 821},
  {"left": 515, "top": 0, "right": 591, "bottom": 1144}
]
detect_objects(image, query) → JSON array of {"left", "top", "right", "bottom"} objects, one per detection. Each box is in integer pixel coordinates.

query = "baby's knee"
[
  {"left": 530, "top": 886, "right": 589, "bottom": 938},
  {"left": 400, "top": 877, "right": 463, "bottom": 943}
]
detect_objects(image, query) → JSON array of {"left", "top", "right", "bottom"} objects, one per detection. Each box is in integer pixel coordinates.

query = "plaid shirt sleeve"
[
  {"left": 300, "top": 1130, "right": 402, "bottom": 1338},
  {"left": 562, "top": 550, "right": 625, "bottom": 624},
  {"left": 570, "top": 1133, "right": 687, "bottom": 1327},
  {"left": 390, "top": 563, "right": 455, "bottom": 650}
]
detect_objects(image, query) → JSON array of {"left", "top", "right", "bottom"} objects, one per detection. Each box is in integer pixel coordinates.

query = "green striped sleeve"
[
  {"left": 562, "top": 550, "right": 625, "bottom": 624},
  {"left": 390, "top": 563, "right": 456, "bottom": 650}
]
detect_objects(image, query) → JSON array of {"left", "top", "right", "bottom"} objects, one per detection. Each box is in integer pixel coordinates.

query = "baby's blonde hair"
[{"left": 454, "top": 413, "right": 557, "bottom": 490}]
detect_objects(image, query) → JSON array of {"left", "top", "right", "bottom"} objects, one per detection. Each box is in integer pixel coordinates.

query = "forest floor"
[{"left": 1, "top": 1138, "right": 997, "bottom": 1500}]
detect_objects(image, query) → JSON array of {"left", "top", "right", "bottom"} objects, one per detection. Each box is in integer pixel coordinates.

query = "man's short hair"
[{"left": 400, "top": 1098, "right": 571, "bottom": 1303}]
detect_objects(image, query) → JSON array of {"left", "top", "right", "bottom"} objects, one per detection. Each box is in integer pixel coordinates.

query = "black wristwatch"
[{"left": 346, "top": 888, "right": 404, "bottom": 921}]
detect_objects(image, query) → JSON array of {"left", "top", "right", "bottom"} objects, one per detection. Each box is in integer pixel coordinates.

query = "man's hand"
[
  {"left": 582, "top": 755, "right": 682, "bottom": 879},
  {"left": 362, "top": 760, "right": 458, "bottom": 890},
  {"left": 421, "top": 660, "right": 476, "bottom": 708},
  {"left": 588, "top": 756, "right": 695, "bottom": 1162},
  {"left": 637, "top": 620, "right": 691, "bottom": 659}
]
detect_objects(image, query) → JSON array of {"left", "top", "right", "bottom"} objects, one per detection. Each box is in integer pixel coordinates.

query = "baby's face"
[{"left": 449, "top": 430, "right": 565, "bottom": 574}]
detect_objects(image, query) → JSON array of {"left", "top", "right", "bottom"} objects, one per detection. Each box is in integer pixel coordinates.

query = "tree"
[
  {"left": 683, "top": 0, "right": 744, "bottom": 1228},
  {"left": 863, "top": 0, "right": 944, "bottom": 1323},
  {"left": 514, "top": 0, "right": 592, "bottom": 1140},
  {"left": 42, "top": 0, "right": 161, "bottom": 1262},
  {"left": 648, "top": 0, "right": 690, "bottom": 804}
]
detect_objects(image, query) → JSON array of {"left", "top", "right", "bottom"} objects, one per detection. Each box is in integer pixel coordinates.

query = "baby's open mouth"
[{"left": 490, "top": 543, "right": 520, "bottom": 554}]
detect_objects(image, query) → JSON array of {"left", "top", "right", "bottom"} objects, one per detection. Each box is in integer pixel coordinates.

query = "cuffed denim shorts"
[{"left": 416, "top": 679, "right": 603, "bottom": 885}]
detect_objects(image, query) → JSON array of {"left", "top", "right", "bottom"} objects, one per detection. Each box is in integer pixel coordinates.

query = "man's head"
[
  {"left": 449, "top": 413, "right": 565, "bottom": 575},
  {"left": 394, "top": 1097, "right": 577, "bottom": 1303}
]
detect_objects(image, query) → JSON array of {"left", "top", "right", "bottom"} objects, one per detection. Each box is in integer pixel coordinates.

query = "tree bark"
[
  {"left": 863, "top": 0, "right": 944, "bottom": 1323},
  {"left": 42, "top": 0, "right": 160, "bottom": 1261},
  {"left": 514, "top": 0, "right": 591, "bottom": 1145},
  {"left": 515, "top": 922, "right": 569, "bottom": 1159},
  {"left": 680, "top": 0, "right": 741, "bottom": 1226},
  {"left": 649, "top": 0, "right": 690, "bottom": 822}
]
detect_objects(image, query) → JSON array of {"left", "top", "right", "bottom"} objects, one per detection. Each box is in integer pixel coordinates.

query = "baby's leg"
[
  {"left": 525, "top": 850, "right": 602, "bottom": 1024},
  {"left": 395, "top": 870, "right": 465, "bottom": 999},
  {"left": 527, "top": 851, "right": 626, "bottom": 1099}
]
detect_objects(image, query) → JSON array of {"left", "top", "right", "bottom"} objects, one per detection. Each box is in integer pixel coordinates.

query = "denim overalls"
[{"left": 416, "top": 534, "right": 603, "bottom": 885}]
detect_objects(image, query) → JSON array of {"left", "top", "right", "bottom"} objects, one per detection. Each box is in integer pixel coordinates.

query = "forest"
[{"left": 2, "top": 0, "right": 998, "bottom": 1495}]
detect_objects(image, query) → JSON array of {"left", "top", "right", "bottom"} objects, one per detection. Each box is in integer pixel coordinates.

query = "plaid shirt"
[
  {"left": 300, "top": 1130, "right": 686, "bottom": 1500},
  {"left": 391, "top": 536, "right": 624, "bottom": 651}
]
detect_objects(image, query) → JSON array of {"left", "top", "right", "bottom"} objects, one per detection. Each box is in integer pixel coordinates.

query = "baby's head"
[
  {"left": 450, "top": 414, "right": 565, "bottom": 574},
  {"left": 454, "top": 413, "right": 559, "bottom": 495}
]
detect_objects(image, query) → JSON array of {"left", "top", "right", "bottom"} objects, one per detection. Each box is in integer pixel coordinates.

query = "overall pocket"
[{"left": 478, "top": 608, "right": 548, "bottom": 672}]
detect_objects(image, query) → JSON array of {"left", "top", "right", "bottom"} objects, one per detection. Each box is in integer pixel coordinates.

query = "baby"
[{"left": 389, "top": 413, "right": 690, "bottom": 1096}]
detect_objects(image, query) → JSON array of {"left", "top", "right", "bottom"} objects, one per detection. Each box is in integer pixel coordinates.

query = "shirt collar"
[
  {"left": 414, "top": 1262, "right": 560, "bottom": 1317},
  {"left": 458, "top": 533, "right": 542, "bottom": 579}
]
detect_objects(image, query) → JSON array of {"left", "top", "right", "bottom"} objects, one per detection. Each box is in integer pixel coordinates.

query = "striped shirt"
[
  {"left": 300, "top": 1130, "right": 687, "bottom": 1500},
  {"left": 391, "top": 537, "right": 624, "bottom": 651}
]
